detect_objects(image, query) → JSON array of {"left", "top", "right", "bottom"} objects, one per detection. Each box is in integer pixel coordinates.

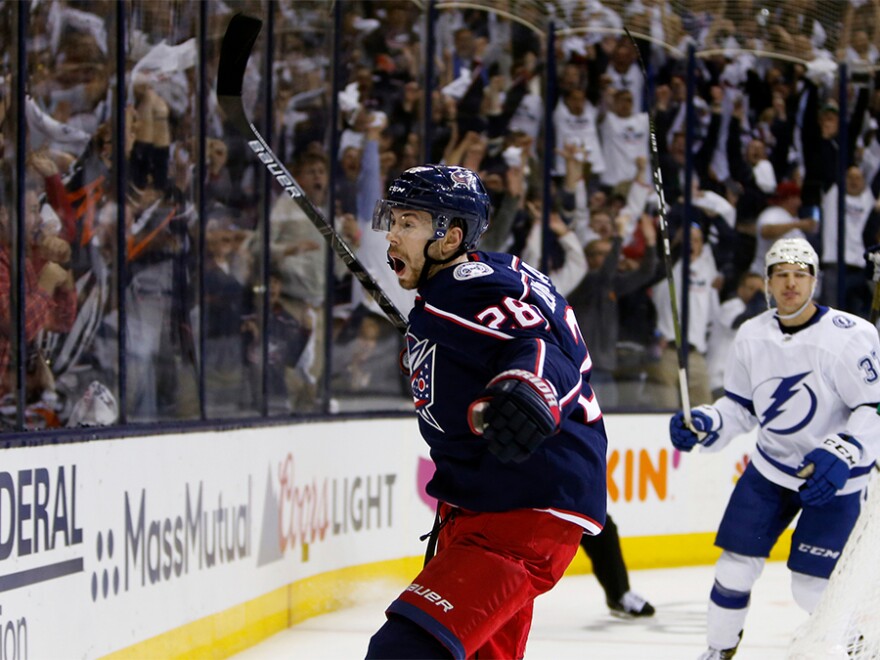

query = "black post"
[
  {"left": 115, "top": 0, "right": 128, "bottom": 424},
  {"left": 540, "top": 22, "right": 556, "bottom": 276},
  {"left": 13, "top": 0, "right": 27, "bottom": 430},
  {"left": 836, "top": 63, "right": 848, "bottom": 308},
  {"left": 423, "top": 0, "right": 437, "bottom": 163},
  {"left": 196, "top": 0, "right": 208, "bottom": 420}
]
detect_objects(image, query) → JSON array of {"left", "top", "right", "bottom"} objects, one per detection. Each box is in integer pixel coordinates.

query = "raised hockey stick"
[
  {"left": 216, "top": 14, "right": 408, "bottom": 334},
  {"left": 865, "top": 245, "right": 880, "bottom": 325},
  {"left": 623, "top": 29, "right": 698, "bottom": 429}
]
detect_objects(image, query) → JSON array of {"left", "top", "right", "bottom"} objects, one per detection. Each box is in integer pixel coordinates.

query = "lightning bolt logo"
[{"left": 758, "top": 371, "right": 817, "bottom": 434}]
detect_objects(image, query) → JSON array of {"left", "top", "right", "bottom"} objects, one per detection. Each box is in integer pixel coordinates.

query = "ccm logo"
[
  {"left": 797, "top": 543, "right": 840, "bottom": 559},
  {"left": 405, "top": 583, "right": 454, "bottom": 612},
  {"left": 822, "top": 436, "right": 857, "bottom": 466}
]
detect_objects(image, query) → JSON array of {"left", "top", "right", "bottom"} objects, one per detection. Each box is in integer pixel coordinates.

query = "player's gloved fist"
[
  {"left": 669, "top": 407, "right": 719, "bottom": 451},
  {"left": 468, "top": 369, "right": 561, "bottom": 463},
  {"left": 797, "top": 434, "right": 862, "bottom": 507}
]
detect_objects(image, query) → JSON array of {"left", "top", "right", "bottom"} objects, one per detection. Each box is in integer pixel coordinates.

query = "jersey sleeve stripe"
[
  {"left": 423, "top": 303, "right": 514, "bottom": 339},
  {"left": 533, "top": 338, "right": 547, "bottom": 375},
  {"left": 724, "top": 389, "right": 756, "bottom": 416},
  {"left": 577, "top": 391, "right": 603, "bottom": 423},
  {"left": 560, "top": 381, "right": 582, "bottom": 407},
  {"left": 519, "top": 271, "right": 531, "bottom": 300},
  {"left": 581, "top": 353, "right": 593, "bottom": 373}
]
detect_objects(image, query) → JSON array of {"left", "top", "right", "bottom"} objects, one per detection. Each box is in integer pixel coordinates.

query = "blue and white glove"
[
  {"left": 797, "top": 434, "right": 862, "bottom": 507},
  {"left": 468, "top": 369, "right": 561, "bottom": 463},
  {"left": 669, "top": 407, "right": 720, "bottom": 451}
]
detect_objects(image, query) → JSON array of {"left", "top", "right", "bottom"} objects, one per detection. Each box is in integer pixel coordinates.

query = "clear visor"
[
  {"left": 371, "top": 199, "right": 396, "bottom": 233},
  {"left": 371, "top": 200, "right": 448, "bottom": 240}
]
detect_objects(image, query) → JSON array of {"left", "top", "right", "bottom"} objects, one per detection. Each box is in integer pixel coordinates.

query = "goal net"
[{"left": 788, "top": 466, "right": 880, "bottom": 659}]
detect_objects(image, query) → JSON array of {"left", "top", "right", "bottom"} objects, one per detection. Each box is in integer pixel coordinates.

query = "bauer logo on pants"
[{"left": 405, "top": 583, "right": 454, "bottom": 612}]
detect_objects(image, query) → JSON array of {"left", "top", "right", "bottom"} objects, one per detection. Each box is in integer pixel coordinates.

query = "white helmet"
[
  {"left": 764, "top": 237, "right": 819, "bottom": 320},
  {"left": 764, "top": 238, "right": 819, "bottom": 277}
]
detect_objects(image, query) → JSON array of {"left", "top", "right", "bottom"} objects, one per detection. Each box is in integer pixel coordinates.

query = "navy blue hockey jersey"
[{"left": 406, "top": 251, "right": 607, "bottom": 534}]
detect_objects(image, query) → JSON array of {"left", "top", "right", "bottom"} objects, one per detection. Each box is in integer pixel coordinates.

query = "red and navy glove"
[
  {"left": 468, "top": 369, "right": 561, "bottom": 463},
  {"left": 797, "top": 434, "right": 862, "bottom": 507}
]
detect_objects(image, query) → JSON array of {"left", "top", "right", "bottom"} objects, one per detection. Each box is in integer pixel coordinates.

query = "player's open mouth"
[{"left": 389, "top": 255, "right": 406, "bottom": 274}]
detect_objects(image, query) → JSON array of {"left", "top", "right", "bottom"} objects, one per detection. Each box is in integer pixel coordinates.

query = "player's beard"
[{"left": 387, "top": 247, "right": 426, "bottom": 290}]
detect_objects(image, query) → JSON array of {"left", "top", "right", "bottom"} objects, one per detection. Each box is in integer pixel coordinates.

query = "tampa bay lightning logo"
[
  {"left": 754, "top": 371, "right": 817, "bottom": 434},
  {"left": 832, "top": 315, "right": 855, "bottom": 329},
  {"left": 407, "top": 336, "right": 443, "bottom": 432}
]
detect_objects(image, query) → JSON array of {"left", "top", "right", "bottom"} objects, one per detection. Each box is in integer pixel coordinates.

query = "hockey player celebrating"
[
  {"left": 365, "top": 165, "right": 608, "bottom": 659},
  {"left": 669, "top": 237, "right": 880, "bottom": 659}
]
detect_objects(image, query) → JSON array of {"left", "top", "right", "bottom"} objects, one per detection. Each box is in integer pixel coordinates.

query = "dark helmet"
[{"left": 372, "top": 165, "right": 490, "bottom": 250}]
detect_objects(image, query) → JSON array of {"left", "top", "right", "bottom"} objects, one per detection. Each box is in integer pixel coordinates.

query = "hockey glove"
[
  {"left": 669, "top": 408, "right": 719, "bottom": 451},
  {"left": 468, "top": 369, "right": 561, "bottom": 463},
  {"left": 797, "top": 434, "right": 862, "bottom": 507}
]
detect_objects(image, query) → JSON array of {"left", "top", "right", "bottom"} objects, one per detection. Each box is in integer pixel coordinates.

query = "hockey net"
[{"left": 788, "top": 466, "right": 880, "bottom": 659}]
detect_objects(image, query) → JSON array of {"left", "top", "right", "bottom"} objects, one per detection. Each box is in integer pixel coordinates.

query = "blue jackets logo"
[{"left": 407, "top": 337, "right": 443, "bottom": 432}]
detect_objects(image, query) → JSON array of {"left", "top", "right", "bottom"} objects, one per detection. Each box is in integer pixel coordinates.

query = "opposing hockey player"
[
  {"left": 365, "top": 165, "right": 608, "bottom": 659},
  {"left": 670, "top": 237, "right": 880, "bottom": 659}
]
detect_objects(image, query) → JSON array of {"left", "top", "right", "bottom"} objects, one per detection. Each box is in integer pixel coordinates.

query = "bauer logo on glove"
[{"left": 468, "top": 369, "right": 561, "bottom": 463}]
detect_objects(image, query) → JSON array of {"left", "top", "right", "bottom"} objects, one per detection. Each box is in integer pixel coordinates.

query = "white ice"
[{"left": 233, "top": 561, "right": 807, "bottom": 659}]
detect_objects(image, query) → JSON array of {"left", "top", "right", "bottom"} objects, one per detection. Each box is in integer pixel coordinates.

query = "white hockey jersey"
[{"left": 702, "top": 306, "right": 880, "bottom": 494}]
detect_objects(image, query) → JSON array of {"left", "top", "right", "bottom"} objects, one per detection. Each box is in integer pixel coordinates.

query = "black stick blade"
[{"left": 217, "top": 14, "right": 262, "bottom": 98}]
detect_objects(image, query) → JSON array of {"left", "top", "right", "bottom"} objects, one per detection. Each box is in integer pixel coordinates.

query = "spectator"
[
  {"left": 569, "top": 213, "right": 658, "bottom": 408},
  {"left": 124, "top": 184, "right": 197, "bottom": 421},
  {"left": 646, "top": 223, "right": 720, "bottom": 409},
  {"left": 706, "top": 271, "right": 766, "bottom": 399},
  {"left": 599, "top": 88, "right": 649, "bottom": 193},
  {"left": 0, "top": 188, "right": 76, "bottom": 418},
  {"left": 552, "top": 86, "right": 605, "bottom": 181},
  {"left": 819, "top": 166, "right": 877, "bottom": 316},
  {"left": 242, "top": 271, "right": 311, "bottom": 414},
  {"left": 749, "top": 181, "right": 818, "bottom": 277},
  {"left": 603, "top": 36, "right": 644, "bottom": 111},
  {"left": 131, "top": 79, "right": 171, "bottom": 192},
  {"left": 334, "top": 108, "right": 414, "bottom": 397},
  {"left": 268, "top": 151, "right": 330, "bottom": 413},
  {"left": 205, "top": 137, "right": 233, "bottom": 208},
  {"left": 203, "top": 209, "right": 248, "bottom": 414}
]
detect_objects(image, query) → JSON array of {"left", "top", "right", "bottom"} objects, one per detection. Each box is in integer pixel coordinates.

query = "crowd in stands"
[{"left": 4, "top": 0, "right": 880, "bottom": 429}]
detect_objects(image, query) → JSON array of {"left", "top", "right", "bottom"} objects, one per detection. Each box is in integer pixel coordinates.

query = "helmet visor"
[
  {"left": 371, "top": 199, "right": 396, "bottom": 233},
  {"left": 372, "top": 199, "right": 445, "bottom": 239}
]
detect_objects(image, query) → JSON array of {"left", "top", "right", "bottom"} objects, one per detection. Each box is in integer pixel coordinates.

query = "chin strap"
[
  {"left": 417, "top": 240, "right": 466, "bottom": 288},
  {"left": 764, "top": 276, "right": 818, "bottom": 321},
  {"left": 775, "top": 299, "right": 813, "bottom": 321}
]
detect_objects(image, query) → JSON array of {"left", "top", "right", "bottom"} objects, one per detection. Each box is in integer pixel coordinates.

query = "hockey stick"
[
  {"left": 623, "top": 29, "right": 698, "bottom": 429},
  {"left": 216, "top": 14, "right": 408, "bottom": 334},
  {"left": 865, "top": 245, "right": 880, "bottom": 325}
]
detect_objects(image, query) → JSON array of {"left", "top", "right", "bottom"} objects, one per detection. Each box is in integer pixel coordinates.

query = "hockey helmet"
[
  {"left": 764, "top": 237, "right": 819, "bottom": 277},
  {"left": 372, "top": 165, "right": 490, "bottom": 250}
]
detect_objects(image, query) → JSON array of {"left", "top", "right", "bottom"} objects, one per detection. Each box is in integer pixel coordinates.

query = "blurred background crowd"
[{"left": 2, "top": 0, "right": 880, "bottom": 432}]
